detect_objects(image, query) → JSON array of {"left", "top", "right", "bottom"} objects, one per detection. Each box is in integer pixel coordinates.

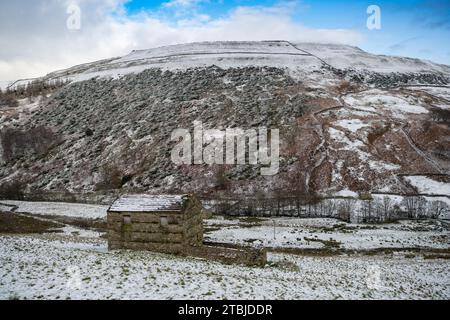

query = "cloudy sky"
[{"left": 0, "top": 0, "right": 449, "bottom": 81}]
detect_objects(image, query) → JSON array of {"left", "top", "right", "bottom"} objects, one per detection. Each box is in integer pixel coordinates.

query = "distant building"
[{"left": 107, "top": 194, "right": 203, "bottom": 254}]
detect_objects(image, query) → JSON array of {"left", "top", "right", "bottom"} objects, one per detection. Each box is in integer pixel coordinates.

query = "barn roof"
[{"left": 108, "top": 194, "right": 188, "bottom": 213}]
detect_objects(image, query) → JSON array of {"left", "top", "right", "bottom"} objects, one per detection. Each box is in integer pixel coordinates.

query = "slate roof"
[{"left": 108, "top": 194, "right": 187, "bottom": 213}]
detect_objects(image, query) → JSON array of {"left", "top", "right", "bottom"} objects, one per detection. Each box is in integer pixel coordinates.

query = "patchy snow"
[
  {"left": 404, "top": 176, "right": 450, "bottom": 195},
  {"left": 335, "top": 119, "right": 369, "bottom": 133},
  {"left": 406, "top": 86, "right": 450, "bottom": 101},
  {"left": 434, "top": 104, "right": 450, "bottom": 110},
  {"left": 344, "top": 96, "right": 378, "bottom": 113},
  {"left": 69, "top": 54, "right": 320, "bottom": 84},
  {"left": 328, "top": 127, "right": 364, "bottom": 149},
  {"left": 335, "top": 189, "right": 359, "bottom": 197},
  {"left": 368, "top": 160, "right": 401, "bottom": 172},
  {"left": 344, "top": 90, "right": 429, "bottom": 118},
  {"left": 0, "top": 235, "right": 448, "bottom": 300},
  {"left": 0, "top": 96, "right": 45, "bottom": 130},
  {"left": 0, "top": 201, "right": 108, "bottom": 219},
  {"left": 327, "top": 127, "right": 401, "bottom": 172},
  {"left": 16, "top": 97, "right": 41, "bottom": 112},
  {"left": 0, "top": 202, "right": 16, "bottom": 212},
  {"left": 60, "top": 225, "right": 103, "bottom": 238}
]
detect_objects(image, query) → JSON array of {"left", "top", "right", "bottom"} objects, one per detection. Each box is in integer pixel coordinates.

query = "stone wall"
[
  {"left": 189, "top": 245, "right": 267, "bottom": 267},
  {"left": 183, "top": 195, "right": 204, "bottom": 247},
  {"left": 19, "top": 191, "right": 118, "bottom": 205},
  {"left": 107, "top": 211, "right": 186, "bottom": 253}
]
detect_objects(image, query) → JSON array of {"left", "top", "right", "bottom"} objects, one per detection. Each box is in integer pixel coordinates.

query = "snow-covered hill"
[
  {"left": 0, "top": 41, "right": 449, "bottom": 200},
  {"left": 7, "top": 41, "right": 450, "bottom": 89}
]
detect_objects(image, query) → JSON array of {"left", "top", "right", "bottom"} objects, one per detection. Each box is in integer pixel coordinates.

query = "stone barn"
[{"left": 107, "top": 194, "right": 203, "bottom": 254}]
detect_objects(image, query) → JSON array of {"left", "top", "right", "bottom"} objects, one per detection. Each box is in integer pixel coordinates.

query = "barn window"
[
  {"left": 123, "top": 215, "right": 131, "bottom": 225},
  {"left": 160, "top": 216, "right": 168, "bottom": 227}
]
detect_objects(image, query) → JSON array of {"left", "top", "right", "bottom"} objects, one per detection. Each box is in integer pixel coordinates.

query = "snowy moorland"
[{"left": 1, "top": 200, "right": 108, "bottom": 219}]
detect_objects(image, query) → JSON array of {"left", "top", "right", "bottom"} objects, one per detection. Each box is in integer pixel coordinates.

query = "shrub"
[
  {"left": 335, "top": 80, "right": 358, "bottom": 94},
  {"left": 0, "top": 180, "right": 26, "bottom": 200},
  {"left": 0, "top": 91, "right": 18, "bottom": 108},
  {"left": 368, "top": 123, "right": 390, "bottom": 145},
  {"left": 213, "top": 166, "right": 230, "bottom": 191},
  {"left": 359, "top": 192, "right": 373, "bottom": 201},
  {"left": 94, "top": 163, "right": 124, "bottom": 191},
  {"left": 85, "top": 128, "right": 94, "bottom": 137},
  {"left": 0, "top": 126, "right": 60, "bottom": 162}
]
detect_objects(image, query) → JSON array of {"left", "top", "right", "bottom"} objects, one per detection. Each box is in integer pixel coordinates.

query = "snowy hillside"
[
  {"left": 0, "top": 41, "right": 449, "bottom": 202},
  {"left": 7, "top": 41, "right": 450, "bottom": 89},
  {"left": 292, "top": 43, "right": 450, "bottom": 74}
]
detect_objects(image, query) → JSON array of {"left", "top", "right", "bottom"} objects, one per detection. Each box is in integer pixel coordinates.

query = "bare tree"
[
  {"left": 428, "top": 201, "right": 448, "bottom": 219},
  {"left": 338, "top": 198, "right": 355, "bottom": 222},
  {"left": 320, "top": 199, "right": 336, "bottom": 217},
  {"left": 284, "top": 160, "right": 308, "bottom": 216},
  {"left": 360, "top": 193, "right": 374, "bottom": 223},
  {"left": 417, "top": 197, "right": 428, "bottom": 219},
  {"left": 382, "top": 196, "right": 393, "bottom": 222},
  {"left": 402, "top": 196, "right": 419, "bottom": 219}
]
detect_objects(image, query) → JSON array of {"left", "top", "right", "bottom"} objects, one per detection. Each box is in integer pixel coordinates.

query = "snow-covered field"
[
  {"left": 0, "top": 202, "right": 449, "bottom": 300},
  {"left": 0, "top": 235, "right": 448, "bottom": 300},
  {"left": 404, "top": 176, "right": 450, "bottom": 195},
  {"left": 0, "top": 200, "right": 108, "bottom": 219},
  {"left": 205, "top": 217, "right": 449, "bottom": 250}
]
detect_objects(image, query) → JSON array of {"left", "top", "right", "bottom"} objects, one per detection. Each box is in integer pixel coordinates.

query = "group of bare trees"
[
  {"left": 360, "top": 195, "right": 394, "bottom": 223},
  {"left": 205, "top": 195, "right": 356, "bottom": 221},
  {"left": 0, "top": 79, "right": 69, "bottom": 109},
  {"left": 357, "top": 195, "right": 448, "bottom": 223},
  {"left": 205, "top": 193, "right": 449, "bottom": 223},
  {"left": 401, "top": 196, "right": 448, "bottom": 219},
  {"left": 10, "top": 79, "right": 69, "bottom": 99}
]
